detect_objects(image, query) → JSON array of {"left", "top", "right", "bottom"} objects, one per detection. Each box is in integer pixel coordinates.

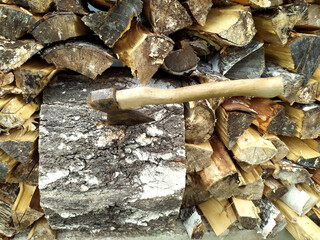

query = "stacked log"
[{"left": 0, "top": 0, "right": 320, "bottom": 240}]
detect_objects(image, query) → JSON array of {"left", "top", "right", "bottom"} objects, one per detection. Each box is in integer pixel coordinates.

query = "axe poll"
[{"left": 87, "top": 77, "right": 283, "bottom": 125}]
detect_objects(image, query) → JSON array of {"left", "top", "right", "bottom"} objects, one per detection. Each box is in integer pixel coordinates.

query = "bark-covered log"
[
  {"left": 235, "top": 168, "right": 264, "bottom": 200},
  {"left": 82, "top": 0, "right": 143, "bottom": 47},
  {"left": 13, "top": 0, "right": 55, "bottom": 13},
  {"left": 256, "top": 160, "right": 276, "bottom": 180},
  {"left": 29, "top": 12, "right": 90, "bottom": 44},
  {"left": 253, "top": 3, "right": 307, "bottom": 45},
  {"left": 0, "top": 4, "right": 40, "bottom": 40},
  {"left": 295, "top": 78, "right": 318, "bottom": 104},
  {"left": 0, "top": 72, "right": 14, "bottom": 87},
  {"left": 263, "top": 177, "right": 288, "bottom": 201},
  {"left": 188, "top": 5, "right": 256, "bottom": 47},
  {"left": 185, "top": 141, "right": 212, "bottom": 173},
  {"left": 265, "top": 33, "right": 320, "bottom": 84},
  {"left": 182, "top": 0, "right": 212, "bottom": 26},
  {"left": 231, "top": 197, "right": 260, "bottom": 229},
  {"left": 296, "top": 4, "right": 320, "bottom": 29},
  {"left": 143, "top": 0, "right": 192, "bottom": 35},
  {"left": 39, "top": 69, "right": 186, "bottom": 232},
  {"left": 54, "top": 0, "right": 88, "bottom": 14},
  {"left": 0, "top": 39, "right": 44, "bottom": 73},
  {"left": 186, "top": 38, "right": 210, "bottom": 56},
  {"left": 0, "top": 149, "right": 18, "bottom": 183},
  {"left": 113, "top": 21, "right": 174, "bottom": 85},
  {"left": 162, "top": 41, "right": 199, "bottom": 76},
  {"left": 42, "top": 40, "right": 113, "bottom": 79},
  {"left": 180, "top": 206, "right": 206, "bottom": 239},
  {"left": 199, "top": 135, "right": 240, "bottom": 200},
  {"left": 27, "top": 216, "right": 56, "bottom": 240},
  {"left": 253, "top": 197, "right": 287, "bottom": 239}
]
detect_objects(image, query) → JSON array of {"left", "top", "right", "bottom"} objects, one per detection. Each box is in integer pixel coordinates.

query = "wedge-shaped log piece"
[
  {"left": 54, "top": 0, "right": 88, "bottom": 14},
  {"left": 13, "top": 0, "right": 55, "bottom": 13},
  {"left": 253, "top": 3, "right": 307, "bottom": 45},
  {"left": 304, "top": 138, "right": 320, "bottom": 153},
  {"left": 296, "top": 4, "right": 320, "bottom": 29},
  {"left": 0, "top": 4, "right": 40, "bottom": 40},
  {"left": 29, "top": 12, "right": 90, "bottom": 44},
  {"left": 235, "top": 168, "right": 264, "bottom": 200},
  {"left": 0, "top": 96, "right": 40, "bottom": 130},
  {"left": 12, "top": 183, "right": 44, "bottom": 232},
  {"left": 274, "top": 199, "right": 320, "bottom": 240},
  {"left": 180, "top": 206, "right": 206, "bottom": 239},
  {"left": 262, "top": 133, "right": 289, "bottom": 162},
  {"left": 253, "top": 197, "right": 287, "bottom": 239},
  {"left": 246, "top": 98, "right": 296, "bottom": 136},
  {"left": 162, "top": 41, "right": 199, "bottom": 76},
  {"left": 230, "top": 0, "right": 283, "bottom": 8},
  {"left": 143, "top": 0, "right": 192, "bottom": 35},
  {"left": 280, "top": 185, "right": 319, "bottom": 216},
  {"left": 283, "top": 103, "right": 320, "bottom": 139},
  {"left": 198, "top": 197, "right": 237, "bottom": 236},
  {"left": 294, "top": 77, "right": 318, "bottom": 104},
  {"left": 14, "top": 58, "right": 57, "bottom": 103},
  {"left": 265, "top": 33, "right": 320, "bottom": 84},
  {"left": 27, "top": 216, "right": 56, "bottom": 240},
  {"left": 182, "top": 0, "right": 212, "bottom": 26},
  {"left": 82, "top": 0, "right": 143, "bottom": 47},
  {"left": 280, "top": 136, "right": 320, "bottom": 169},
  {"left": 42, "top": 40, "right": 112, "bottom": 80},
  {"left": 232, "top": 126, "right": 277, "bottom": 165},
  {"left": 0, "top": 149, "right": 18, "bottom": 183},
  {"left": 231, "top": 197, "right": 260, "bottom": 229},
  {"left": 188, "top": 5, "right": 256, "bottom": 47},
  {"left": 185, "top": 99, "right": 215, "bottom": 144},
  {"left": 215, "top": 98, "right": 255, "bottom": 150},
  {"left": 262, "top": 62, "right": 304, "bottom": 105},
  {"left": 0, "top": 39, "right": 44, "bottom": 73},
  {"left": 185, "top": 140, "right": 213, "bottom": 173},
  {"left": 113, "top": 22, "right": 174, "bottom": 85},
  {"left": 0, "top": 128, "right": 38, "bottom": 165},
  {"left": 264, "top": 177, "right": 288, "bottom": 201},
  {"left": 0, "top": 72, "right": 14, "bottom": 87},
  {"left": 309, "top": 168, "right": 320, "bottom": 185},
  {"left": 273, "top": 159, "right": 313, "bottom": 185},
  {"left": 0, "top": 183, "right": 19, "bottom": 237},
  {"left": 256, "top": 160, "right": 276, "bottom": 179},
  {"left": 199, "top": 135, "right": 240, "bottom": 200}
]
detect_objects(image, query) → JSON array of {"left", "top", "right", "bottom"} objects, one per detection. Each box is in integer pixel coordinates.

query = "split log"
[
  {"left": 180, "top": 206, "right": 206, "bottom": 239},
  {"left": 0, "top": 39, "right": 44, "bottom": 73},
  {"left": 280, "top": 136, "right": 320, "bottom": 168},
  {"left": 265, "top": 32, "right": 320, "bottom": 84},
  {"left": 273, "top": 199, "right": 320, "bottom": 240},
  {"left": 309, "top": 168, "right": 320, "bottom": 185},
  {"left": 273, "top": 159, "right": 313, "bottom": 185},
  {"left": 296, "top": 4, "right": 320, "bottom": 29},
  {"left": 230, "top": 0, "right": 283, "bottom": 8},
  {"left": 162, "top": 40, "right": 199, "bottom": 76},
  {"left": 0, "top": 150, "right": 18, "bottom": 183},
  {"left": 185, "top": 100, "right": 215, "bottom": 144},
  {"left": 14, "top": 58, "right": 57, "bottom": 103},
  {"left": 262, "top": 133, "right": 289, "bottom": 162},
  {"left": 231, "top": 197, "right": 260, "bottom": 229},
  {"left": 253, "top": 3, "right": 307, "bottom": 45},
  {"left": 255, "top": 160, "right": 276, "bottom": 180},
  {"left": 27, "top": 216, "right": 56, "bottom": 240},
  {"left": 54, "top": 0, "right": 88, "bottom": 14},
  {"left": 82, "top": 0, "right": 143, "bottom": 47},
  {"left": 232, "top": 126, "right": 277, "bottom": 165},
  {"left": 215, "top": 98, "right": 255, "bottom": 150},
  {"left": 0, "top": 183, "right": 19, "bottom": 237},
  {"left": 198, "top": 135, "right": 240, "bottom": 200},
  {"left": 294, "top": 78, "right": 318, "bottom": 104},
  {"left": 12, "top": 183, "right": 44, "bottom": 232},
  {"left": 0, "top": 4, "right": 40, "bottom": 40},
  {"left": 263, "top": 177, "right": 288, "bottom": 201},
  {"left": 246, "top": 98, "right": 297, "bottom": 136},
  {"left": 0, "top": 84, "right": 23, "bottom": 98},
  {"left": 304, "top": 138, "right": 320, "bottom": 153},
  {"left": 113, "top": 21, "right": 174, "bottom": 85},
  {"left": 253, "top": 197, "right": 287, "bottom": 239},
  {"left": 262, "top": 62, "right": 304, "bottom": 105},
  {"left": 185, "top": 38, "right": 210, "bottom": 56},
  {"left": 182, "top": 0, "right": 212, "bottom": 26},
  {"left": 235, "top": 168, "right": 264, "bottom": 200},
  {"left": 0, "top": 72, "right": 14, "bottom": 88},
  {"left": 87, "top": 0, "right": 115, "bottom": 10},
  {"left": 283, "top": 103, "right": 320, "bottom": 139},
  {"left": 280, "top": 185, "right": 319, "bottom": 216},
  {"left": 185, "top": 141, "right": 213, "bottom": 173},
  {"left": 13, "top": 0, "right": 55, "bottom": 13},
  {"left": 29, "top": 12, "right": 90, "bottom": 44},
  {"left": 143, "top": 0, "right": 192, "bottom": 35},
  {"left": 0, "top": 96, "right": 40, "bottom": 130},
  {"left": 42, "top": 40, "right": 113, "bottom": 79},
  {"left": 198, "top": 197, "right": 237, "bottom": 236},
  {"left": 0, "top": 0, "right": 12, "bottom": 3},
  {"left": 188, "top": 5, "right": 256, "bottom": 47}
]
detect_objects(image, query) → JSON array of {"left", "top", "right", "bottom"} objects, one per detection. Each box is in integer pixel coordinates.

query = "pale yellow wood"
[
  {"left": 1, "top": 95, "right": 25, "bottom": 114},
  {"left": 231, "top": 197, "right": 260, "bottom": 229}
]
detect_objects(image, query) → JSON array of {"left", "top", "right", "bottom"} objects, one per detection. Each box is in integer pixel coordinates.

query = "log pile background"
[{"left": 0, "top": 0, "right": 320, "bottom": 239}]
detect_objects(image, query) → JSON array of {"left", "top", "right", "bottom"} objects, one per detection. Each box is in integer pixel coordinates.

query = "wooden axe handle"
[{"left": 116, "top": 77, "right": 283, "bottom": 109}]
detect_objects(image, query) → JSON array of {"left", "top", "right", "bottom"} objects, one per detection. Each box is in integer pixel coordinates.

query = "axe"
[{"left": 87, "top": 77, "right": 283, "bottom": 125}]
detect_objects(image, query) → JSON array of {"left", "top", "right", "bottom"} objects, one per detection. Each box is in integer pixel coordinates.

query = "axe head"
[{"left": 87, "top": 88, "right": 154, "bottom": 125}]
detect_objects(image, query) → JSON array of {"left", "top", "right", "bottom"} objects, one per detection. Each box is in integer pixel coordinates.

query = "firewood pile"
[{"left": 1, "top": 0, "right": 320, "bottom": 239}]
